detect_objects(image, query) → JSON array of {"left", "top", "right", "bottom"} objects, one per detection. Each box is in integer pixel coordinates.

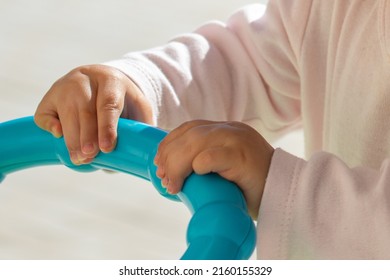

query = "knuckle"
[
  {"left": 99, "top": 93, "right": 121, "bottom": 112},
  {"left": 58, "top": 68, "right": 86, "bottom": 86},
  {"left": 106, "top": 70, "right": 123, "bottom": 81},
  {"left": 176, "top": 121, "right": 193, "bottom": 132},
  {"left": 95, "top": 68, "right": 127, "bottom": 88},
  {"left": 49, "top": 76, "right": 91, "bottom": 104},
  {"left": 101, "top": 101, "right": 121, "bottom": 112},
  {"left": 79, "top": 108, "right": 96, "bottom": 120},
  {"left": 182, "top": 142, "right": 194, "bottom": 155},
  {"left": 178, "top": 120, "right": 203, "bottom": 131}
]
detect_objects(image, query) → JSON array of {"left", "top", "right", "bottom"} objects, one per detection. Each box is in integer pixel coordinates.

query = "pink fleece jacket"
[{"left": 105, "top": 0, "right": 390, "bottom": 259}]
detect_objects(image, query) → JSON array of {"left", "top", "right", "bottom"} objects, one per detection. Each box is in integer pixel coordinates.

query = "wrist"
[{"left": 246, "top": 146, "right": 274, "bottom": 220}]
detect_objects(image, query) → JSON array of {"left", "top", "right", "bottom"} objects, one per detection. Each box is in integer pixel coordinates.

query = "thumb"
[
  {"left": 192, "top": 147, "right": 239, "bottom": 183},
  {"left": 34, "top": 110, "right": 63, "bottom": 138}
]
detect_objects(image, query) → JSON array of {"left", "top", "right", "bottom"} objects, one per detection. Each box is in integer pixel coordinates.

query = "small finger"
[
  {"left": 96, "top": 79, "right": 124, "bottom": 153},
  {"left": 79, "top": 110, "right": 99, "bottom": 158},
  {"left": 60, "top": 113, "right": 83, "bottom": 165},
  {"left": 156, "top": 164, "right": 165, "bottom": 179}
]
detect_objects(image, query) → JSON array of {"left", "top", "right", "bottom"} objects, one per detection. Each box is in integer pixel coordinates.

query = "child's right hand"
[{"left": 34, "top": 64, "right": 153, "bottom": 165}]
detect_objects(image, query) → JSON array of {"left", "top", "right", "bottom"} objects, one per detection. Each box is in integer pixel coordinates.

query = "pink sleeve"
[
  {"left": 258, "top": 148, "right": 390, "bottom": 259},
  {"left": 104, "top": 1, "right": 312, "bottom": 139}
]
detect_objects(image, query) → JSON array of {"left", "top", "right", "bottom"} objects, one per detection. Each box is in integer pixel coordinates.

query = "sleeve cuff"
[
  {"left": 102, "top": 58, "right": 160, "bottom": 126},
  {"left": 256, "top": 148, "right": 304, "bottom": 259}
]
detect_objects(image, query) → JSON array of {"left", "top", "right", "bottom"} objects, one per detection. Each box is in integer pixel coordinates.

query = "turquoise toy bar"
[{"left": 0, "top": 116, "right": 256, "bottom": 260}]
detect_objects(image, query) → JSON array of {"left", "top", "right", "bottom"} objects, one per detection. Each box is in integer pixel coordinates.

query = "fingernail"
[
  {"left": 74, "top": 152, "right": 88, "bottom": 164},
  {"left": 166, "top": 186, "right": 176, "bottom": 195},
  {"left": 100, "top": 139, "right": 114, "bottom": 153},
  {"left": 162, "top": 177, "right": 169, "bottom": 188},
  {"left": 82, "top": 143, "right": 96, "bottom": 155},
  {"left": 70, "top": 151, "right": 80, "bottom": 165},
  {"left": 51, "top": 125, "right": 62, "bottom": 138},
  {"left": 81, "top": 157, "right": 93, "bottom": 164}
]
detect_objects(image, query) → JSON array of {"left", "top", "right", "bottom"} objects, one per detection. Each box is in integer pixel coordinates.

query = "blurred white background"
[{"left": 0, "top": 0, "right": 303, "bottom": 260}]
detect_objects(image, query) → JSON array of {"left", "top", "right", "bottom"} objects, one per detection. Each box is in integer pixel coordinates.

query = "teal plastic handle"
[{"left": 0, "top": 116, "right": 256, "bottom": 260}]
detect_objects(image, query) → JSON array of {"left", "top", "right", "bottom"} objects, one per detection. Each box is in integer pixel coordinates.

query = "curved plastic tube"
[{"left": 0, "top": 116, "right": 256, "bottom": 260}]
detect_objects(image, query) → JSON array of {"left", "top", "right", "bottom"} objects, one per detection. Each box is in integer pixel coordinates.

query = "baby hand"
[
  {"left": 154, "top": 120, "right": 274, "bottom": 219},
  {"left": 34, "top": 65, "right": 153, "bottom": 165}
]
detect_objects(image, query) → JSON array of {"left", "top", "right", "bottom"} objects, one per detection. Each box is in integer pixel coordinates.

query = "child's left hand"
[{"left": 154, "top": 120, "right": 274, "bottom": 219}]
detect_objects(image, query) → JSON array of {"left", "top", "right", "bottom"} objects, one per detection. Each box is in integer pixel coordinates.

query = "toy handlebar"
[{"left": 0, "top": 116, "right": 256, "bottom": 259}]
